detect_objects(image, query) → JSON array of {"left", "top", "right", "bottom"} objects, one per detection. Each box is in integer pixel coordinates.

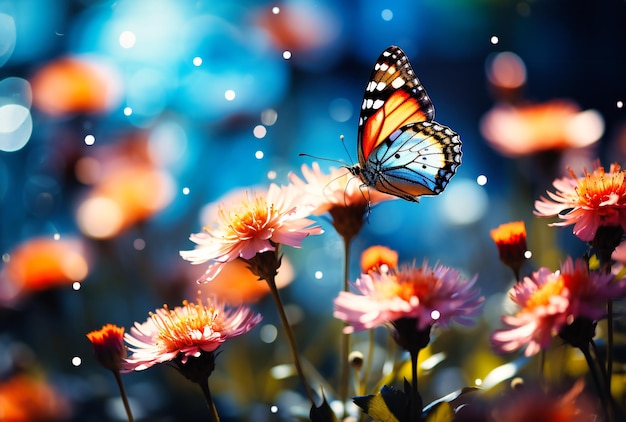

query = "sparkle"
[
  {"left": 224, "top": 89, "right": 236, "bottom": 101},
  {"left": 133, "top": 238, "right": 146, "bottom": 250},
  {"left": 282, "top": 51, "right": 292, "bottom": 60},
  {"left": 255, "top": 150, "right": 264, "bottom": 159},
  {"left": 71, "top": 356, "right": 82, "bottom": 366},
  {"left": 182, "top": 187, "right": 190, "bottom": 195},
  {"left": 476, "top": 174, "right": 488, "bottom": 185},
  {"left": 314, "top": 271, "right": 323, "bottom": 280},
  {"left": 123, "top": 106, "right": 133, "bottom": 116},
  {"left": 119, "top": 31, "right": 136, "bottom": 49},
  {"left": 272, "top": 6, "right": 280, "bottom": 14},
  {"left": 253, "top": 125, "right": 267, "bottom": 139},
  {"left": 72, "top": 282, "right": 81, "bottom": 291},
  {"left": 490, "top": 35, "right": 499, "bottom": 45},
  {"left": 260, "top": 324, "right": 278, "bottom": 343},
  {"left": 192, "top": 56, "right": 203, "bottom": 66},
  {"left": 84, "top": 134, "right": 95, "bottom": 145}
]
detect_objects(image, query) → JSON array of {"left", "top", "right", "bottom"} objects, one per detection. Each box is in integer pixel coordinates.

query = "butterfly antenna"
[
  {"left": 298, "top": 152, "right": 349, "bottom": 167},
  {"left": 339, "top": 134, "right": 356, "bottom": 166}
]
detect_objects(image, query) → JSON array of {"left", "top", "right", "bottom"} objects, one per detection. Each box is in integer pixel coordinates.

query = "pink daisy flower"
[
  {"left": 491, "top": 257, "right": 626, "bottom": 356},
  {"left": 534, "top": 162, "right": 626, "bottom": 242},
  {"left": 180, "top": 183, "right": 322, "bottom": 281},
  {"left": 333, "top": 261, "right": 483, "bottom": 334},
  {"left": 122, "top": 299, "right": 262, "bottom": 372},
  {"left": 289, "top": 162, "right": 396, "bottom": 215}
]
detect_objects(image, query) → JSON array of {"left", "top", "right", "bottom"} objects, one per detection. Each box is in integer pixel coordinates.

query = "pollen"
[
  {"left": 153, "top": 300, "right": 222, "bottom": 351},
  {"left": 523, "top": 275, "right": 565, "bottom": 311},
  {"left": 574, "top": 164, "right": 626, "bottom": 208}
]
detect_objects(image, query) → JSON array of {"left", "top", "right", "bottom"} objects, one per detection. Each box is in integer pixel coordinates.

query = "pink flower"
[
  {"left": 290, "top": 162, "right": 395, "bottom": 240},
  {"left": 333, "top": 261, "right": 482, "bottom": 334},
  {"left": 122, "top": 299, "right": 262, "bottom": 372},
  {"left": 491, "top": 257, "right": 626, "bottom": 356},
  {"left": 289, "top": 162, "right": 396, "bottom": 215},
  {"left": 534, "top": 162, "right": 626, "bottom": 242},
  {"left": 180, "top": 183, "right": 322, "bottom": 281}
]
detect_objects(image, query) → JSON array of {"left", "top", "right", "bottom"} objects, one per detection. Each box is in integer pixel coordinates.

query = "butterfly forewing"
[
  {"left": 364, "top": 122, "right": 462, "bottom": 201},
  {"left": 358, "top": 46, "right": 435, "bottom": 162}
]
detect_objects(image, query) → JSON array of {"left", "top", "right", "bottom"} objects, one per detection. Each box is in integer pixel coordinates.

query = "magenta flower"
[
  {"left": 333, "top": 261, "right": 483, "bottom": 334},
  {"left": 122, "top": 299, "right": 262, "bottom": 372},
  {"left": 180, "top": 183, "right": 322, "bottom": 281},
  {"left": 491, "top": 257, "right": 626, "bottom": 356},
  {"left": 534, "top": 162, "right": 626, "bottom": 242}
]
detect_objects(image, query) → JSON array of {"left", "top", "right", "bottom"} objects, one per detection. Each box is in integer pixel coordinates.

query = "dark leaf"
[
  {"left": 310, "top": 392, "right": 339, "bottom": 422},
  {"left": 354, "top": 385, "right": 408, "bottom": 422}
]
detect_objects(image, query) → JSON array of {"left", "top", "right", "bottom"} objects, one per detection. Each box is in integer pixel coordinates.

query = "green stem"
[
  {"left": 266, "top": 274, "right": 316, "bottom": 407},
  {"left": 198, "top": 378, "right": 220, "bottom": 422},
  {"left": 338, "top": 235, "right": 353, "bottom": 415},
  {"left": 112, "top": 370, "right": 134, "bottom": 422}
]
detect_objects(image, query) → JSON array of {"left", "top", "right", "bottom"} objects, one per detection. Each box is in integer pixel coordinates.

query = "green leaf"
[{"left": 424, "top": 402, "right": 454, "bottom": 422}]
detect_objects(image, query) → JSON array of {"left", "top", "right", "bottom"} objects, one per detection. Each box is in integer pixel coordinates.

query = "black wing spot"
[{"left": 395, "top": 153, "right": 401, "bottom": 159}]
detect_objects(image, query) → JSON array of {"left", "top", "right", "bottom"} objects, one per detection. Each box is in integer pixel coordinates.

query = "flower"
[
  {"left": 86, "top": 323, "right": 126, "bottom": 371},
  {"left": 333, "top": 261, "right": 483, "bottom": 334},
  {"left": 491, "top": 257, "right": 626, "bottom": 356},
  {"left": 360, "top": 245, "right": 399, "bottom": 274},
  {"left": 122, "top": 298, "right": 262, "bottom": 372},
  {"left": 289, "top": 162, "right": 395, "bottom": 240},
  {"left": 0, "top": 374, "right": 72, "bottom": 421},
  {"left": 480, "top": 100, "right": 602, "bottom": 156},
  {"left": 290, "top": 162, "right": 396, "bottom": 215},
  {"left": 490, "top": 221, "right": 528, "bottom": 279},
  {"left": 534, "top": 162, "right": 626, "bottom": 242},
  {"left": 180, "top": 183, "right": 322, "bottom": 281}
]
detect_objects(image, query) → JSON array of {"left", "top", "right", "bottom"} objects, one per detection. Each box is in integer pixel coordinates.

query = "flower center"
[
  {"left": 575, "top": 166, "right": 626, "bottom": 209},
  {"left": 373, "top": 268, "right": 436, "bottom": 302},
  {"left": 220, "top": 194, "right": 274, "bottom": 239},
  {"left": 523, "top": 274, "right": 565, "bottom": 311},
  {"left": 153, "top": 300, "right": 222, "bottom": 351}
]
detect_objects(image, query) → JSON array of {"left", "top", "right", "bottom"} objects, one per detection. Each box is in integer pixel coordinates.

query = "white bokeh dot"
[
  {"left": 72, "top": 356, "right": 82, "bottom": 366},
  {"left": 84, "top": 134, "right": 95, "bottom": 145},
  {"left": 490, "top": 35, "right": 499, "bottom": 45},
  {"left": 282, "top": 51, "right": 292, "bottom": 60}
]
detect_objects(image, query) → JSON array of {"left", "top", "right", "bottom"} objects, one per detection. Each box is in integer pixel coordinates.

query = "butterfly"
[{"left": 349, "top": 45, "right": 462, "bottom": 202}]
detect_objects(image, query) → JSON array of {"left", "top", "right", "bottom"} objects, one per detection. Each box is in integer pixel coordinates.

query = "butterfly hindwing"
[
  {"left": 358, "top": 46, "right": 435, "bottom": 163},
  {"left": 351, "top": 45, "right": 461, "bottom": 202},
  {"left": 362, "top": 121, "right": 462, "bottom": 201}
]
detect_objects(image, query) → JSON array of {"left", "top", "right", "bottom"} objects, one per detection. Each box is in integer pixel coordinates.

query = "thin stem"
[
  {"left": 112, "top": 370, "right": 135, "bottom": 422},
  {"left": 409, "top": 349, "right": 422, "bottom": 421},
  {"left": 198, "top": 378, "right": 220, "bottom": 422},
  {"left": 338, "top": 234, "right": 353, "bottom": 416},
  {"left": 266, "top": 274, "right": 316, "bottom": 407},
  {"left": 580, "top": 344, "right": 612, "bottom": 422},
  {"left": 607, "top": 299, "right": 614, "bottom": 394},
  {"left": 361, "top": 328, "right": 375, "bottom": 396}
]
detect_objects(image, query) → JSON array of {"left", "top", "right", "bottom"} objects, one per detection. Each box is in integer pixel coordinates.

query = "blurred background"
[{"left": 0, "top": 0, "right": 625, "bottom": 420}]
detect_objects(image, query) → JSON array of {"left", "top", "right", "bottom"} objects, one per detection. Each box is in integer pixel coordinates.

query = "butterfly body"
[{"left": 351, "top": 45, "right": 461, "bottom": 202}]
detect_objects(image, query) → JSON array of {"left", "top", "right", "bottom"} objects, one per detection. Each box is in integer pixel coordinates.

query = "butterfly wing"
[
  {"left": 357, "top": 46, "right": 435, "bottom": 165},
  {"left": 361, "top": 121, "right": 462, "bottom": 201}
]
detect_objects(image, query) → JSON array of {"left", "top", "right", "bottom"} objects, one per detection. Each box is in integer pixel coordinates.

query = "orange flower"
[
  {"left": 360, "top": 245, "right": 398, "bottom": 273},
  {"left": 1, "top": 237, "right": 89, "bottom": 303},
  {"left": 480, "top": 100, "right": 603, "bottom": 156},
  {"left": 490, "top": 221, "right": 528, "bottom": 279},
  {"left": 87, "top": 324, "right": 127, "bottom": 372},
  {"left": 0, "top": 374, "right": 72, "bottom": 421}
]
